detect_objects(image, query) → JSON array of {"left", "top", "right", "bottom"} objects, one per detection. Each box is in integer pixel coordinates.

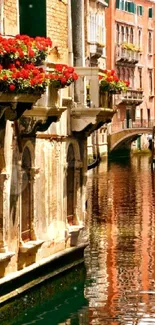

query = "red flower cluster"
[
  {"left": 0, "top": 34, "right": 78, "bottom": 94},
  {"left": 0, "top": 62, "right": 78, "bottom": 94},
  {"left": 99, "top": 69, "right": 130, "bottom": 93},
  {"left": 0, "top": 34, "right": 52, "bottom": 67}
]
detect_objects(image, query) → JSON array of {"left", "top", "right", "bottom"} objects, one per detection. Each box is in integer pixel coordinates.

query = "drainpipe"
[
  {"left": 71, "top": 0, "right": 85, "bottom": 67},
  {"left": 71, "top": 0, "right": 85, "bottom": 102},
  {"left": 68, "top": 0, "right": 73, "bottom": 66}
]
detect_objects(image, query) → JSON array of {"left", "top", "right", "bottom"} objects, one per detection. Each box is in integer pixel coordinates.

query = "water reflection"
[
  {"left": 85, "top": 155, "right": 155, "bottom": 324},
  {"left": 12, "top": 155, "right": 155, "bottom": 325}
]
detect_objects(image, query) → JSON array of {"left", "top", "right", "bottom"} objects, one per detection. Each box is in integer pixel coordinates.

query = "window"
[
  {"left": 127, "top": 68, "right": 130, "bottom": 83},
  {"left": 116, "top": 1, "right": 136, "bottom": 13},
  {"left": 19, "top": 0, "right": 46, "bottom": 37},
  {"left": 88, "top": 13, "right": 105, "bottom": 45},
  {"left": 121, "top": 67, "right": 126, "bottom": 81},
  {"left": 21, "top": 147, "right": 32, "bottom": 242},
  {"left": 130, "top": 27, "right": 134, "bottom": 43},
  {"left": 125, "top": 27, "right": 129, "bottom": 42},
  {"left": 138, "top": 68, "right": 142, "bottom": 89},
  {"left": 138, "top": 29, "right": 142, "bottom": 48},
  {"left": 131, "top": 69, "right": 134, "bottom": 88},
  {"left": 148, "top": 7, "right": 153, "bottom": 18},
  {"left": 148, "top": 32, "right": 152, "bottom": 54},
  {"left": 117, "top": 67, "right": 120, "bottom": 79},
  {"left": 121, "top": 26, "right": 125, "bottom": 43},
  {"left": 149, "top": 70, "right": 153, "bottom": 94},
  {"left": 137, "top": 5, "right": 143, "bottom": 16},
  {"left": 116, "top": 24, "right": 120, "bottom": 44}
]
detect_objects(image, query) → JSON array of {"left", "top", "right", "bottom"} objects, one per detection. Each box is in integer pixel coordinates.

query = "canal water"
[{"left": 11, "top": 155, "right": 155, "bottom": 325}]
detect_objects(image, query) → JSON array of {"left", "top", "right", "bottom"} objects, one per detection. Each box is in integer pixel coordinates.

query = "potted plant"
[
  {"left": 0, "top": 35, "right": 78, "bottom": 109},
  {"left": 99, "top": 69, "right": 129, "bottom": 107}
]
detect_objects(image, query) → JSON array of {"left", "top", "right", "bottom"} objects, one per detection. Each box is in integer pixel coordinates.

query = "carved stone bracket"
[{"left": 19, "top": 116, "right": 58, "bottom": 137}]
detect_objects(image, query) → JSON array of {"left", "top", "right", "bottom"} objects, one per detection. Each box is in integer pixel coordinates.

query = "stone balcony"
[
  {"left": 114, "top": 89, "right": 144, "bottom": 106},
  {"left": 116, "top": 45, "right": 141, "bottom": 64},
  {"left": 71, "top": 67, "right": 116, "bottom": 136}
]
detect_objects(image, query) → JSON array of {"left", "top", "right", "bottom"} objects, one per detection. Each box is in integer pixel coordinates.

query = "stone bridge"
[{"left": 108, "top": 127, "right": 153, "bottom": 152}]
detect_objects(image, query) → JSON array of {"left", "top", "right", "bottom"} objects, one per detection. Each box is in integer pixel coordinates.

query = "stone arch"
[
  {"left": 66, "top": 140, "right": 81, "bottom": 163},
  {"left": 22, "top": 141, "right": 35, "bottom": 167}
]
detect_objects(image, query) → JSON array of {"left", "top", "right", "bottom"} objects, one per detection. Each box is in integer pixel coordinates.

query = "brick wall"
[
  {"left": 3, "top": 0, "right": 18, "bottom": 35},
  {"left": 47, "top": 0, "right": 68, "bottom": 63}
]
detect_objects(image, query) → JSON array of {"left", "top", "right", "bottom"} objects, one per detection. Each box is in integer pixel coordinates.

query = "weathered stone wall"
[
  {"left": 3, "top": 0, "right": 18, "bottom": 35},
  {"left": 46, "top": 0, "right": 68, "bottom": 62}
]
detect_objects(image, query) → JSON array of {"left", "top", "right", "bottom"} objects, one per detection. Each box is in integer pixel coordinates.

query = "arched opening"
[
  {"left": 21, "top": 147, "right": 32, "bottom": 242},
  {"left": 67, "top": 144, "right": 75, "bottom": 225}
]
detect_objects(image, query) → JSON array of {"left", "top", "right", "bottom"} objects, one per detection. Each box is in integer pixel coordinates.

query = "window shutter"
[
  {"left": 121, "top": 0, "right": 125, "bottom": 10},
  {"left": 125, "top": 1, "right": 128, "bottom": 11},
  {"left": 19, "top": 0, "right": 46, "bottom": 37},
  {"left": 149, "top": 8, "right": 153, "bottom": 18},
  {"left": 116, "top": 0, "right": 120, "bottom": 9},
  {"left": 128, "top": 2, "right": 131, "bottom": 13}
]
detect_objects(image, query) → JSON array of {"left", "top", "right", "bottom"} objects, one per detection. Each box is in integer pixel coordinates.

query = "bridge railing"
[{"left": 108, "top": 119, "right": 155, "bottom": 133}]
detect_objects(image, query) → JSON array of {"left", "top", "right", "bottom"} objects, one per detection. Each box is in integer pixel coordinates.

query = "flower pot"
[
  {"left": 100, "top": 92, "right": 112, "bottom": 108},
  {"left": 47, "top": 86, "right": 60, "bottom": 108},
  {"left": 36, "top": 86, "right": 60, "bottom": 108},
  {"left": 0, "top": 93, "right": 41, "bottom": 104}
]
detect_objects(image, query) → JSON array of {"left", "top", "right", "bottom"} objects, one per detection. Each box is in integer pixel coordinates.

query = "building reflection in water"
[{"left": 84, "top": 156, "right": 155, "bottom": 325}]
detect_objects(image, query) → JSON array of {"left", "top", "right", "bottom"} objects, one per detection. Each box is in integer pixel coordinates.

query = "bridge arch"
[{"left": 108, "top": 128, "right": 152, "bottom": 152}]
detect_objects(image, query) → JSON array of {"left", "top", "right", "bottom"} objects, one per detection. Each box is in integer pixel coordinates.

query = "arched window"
[
  {"left": 125, "top": 27, "right": 129, "bottom": 42},
  {"left": 121, "top": 26, "right": 125, "bottom": 43},
  {"left": 127, "top": 69, "right": 130, "bottom": 83},
  {"left": 21, "top": 147, "right": 32, "bottom": 242},
  {"left": 117, "top": 67, "right": 120, "bottom": 79},
  {"left": 130, "top": 28, "right": 134, "bottom": 43},
  {"left": 149, "top": 69, "right": 153, "bottom": 94},
  {"left": 131, "top": 69, "right": 134, "bottom": 88},
  {"left": 148, "top": 32, "right": 152, "bottom": 53},
  {"left": 116, "top": 24, "right": 120, "bottom": 44},
  {"left": 121, "top": 67, "right": 126, "bottom": 81},
  {"left": 138, "top": 29, "right": 141, "bottom": 48}
]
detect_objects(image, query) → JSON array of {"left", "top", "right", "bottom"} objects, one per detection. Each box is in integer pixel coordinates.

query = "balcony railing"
[
  {"left": 71, "top": 67, "right": 116, "bottom": 133},
  {"left": 108, "top": 119, "right": 154, "bottom": 134},
  {"left": 115, "top": 89, "right": 143, "bottom": 106},
  {"left": 116, "top": 45, "right": 141, "bottom": 64},
  {"left": 74, "top": 67, "right": 114, "bottom": 109}
]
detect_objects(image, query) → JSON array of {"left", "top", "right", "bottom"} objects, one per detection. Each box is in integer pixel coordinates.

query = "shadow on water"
[{"left": 1, "top": 264, "right": 88, "bottom": 325}]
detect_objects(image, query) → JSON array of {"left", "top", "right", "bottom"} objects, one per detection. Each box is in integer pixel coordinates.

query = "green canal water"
[{"left": 4, "top": 155, "right": 155, "bottom": 325}]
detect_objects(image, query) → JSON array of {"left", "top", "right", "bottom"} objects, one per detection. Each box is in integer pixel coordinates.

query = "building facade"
[
  {"left": 106, "top": 0, "right": 155, "bottom": 151},
  {"left": 0, "top": 0, "right": 114, "bottom": 292}
]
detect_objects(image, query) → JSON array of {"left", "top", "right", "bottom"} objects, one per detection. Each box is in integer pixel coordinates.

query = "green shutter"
[
  {"left": 134, "top": 3, "right": 136, "bottom": 14},
  {"left": 19, "top": 0, "right": 46, "bottom": 37},
  {"left": 116, "top": 0, "right": 120, "bottom": 9},
  {"left": 137, "top": 5, "right": 143, "bottom": 16},
  {"left": 140, "top": 5, "right": 143, "bottom": 16},
  {"left": 125, "top": 1, "right": 128, "bottom": 11},
  {"left": 121, "top": 0, "right": 125, "bottom": 10},
  {"left": 149, "top": 7, "right": 153, "bottom": 18},
  {"left": 127, "top": 2, "right": 131, "bottom": 12}
]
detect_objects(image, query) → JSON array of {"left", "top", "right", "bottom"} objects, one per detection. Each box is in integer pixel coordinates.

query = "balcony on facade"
[
  {"left": 115, "top": 89, "right": 143, "bottom": 106},
  {"left": 89, "top": 42, "right": 105, "bottom": 59},
  {"left": 71, "top": 67, "right": 116, "bottom": 135},
  {"left": 116, "top": 45, "right": 141, "bottom": 64}
]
